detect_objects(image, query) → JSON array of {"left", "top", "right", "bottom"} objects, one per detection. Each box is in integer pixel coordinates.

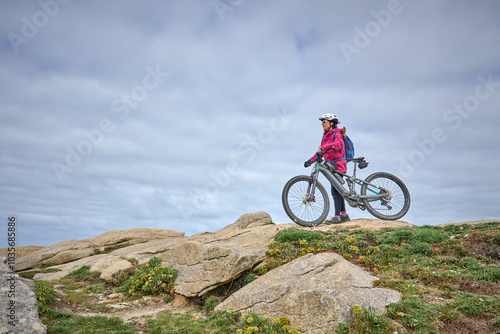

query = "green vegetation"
[
  {"left": 19, "top": 267, "right": 57, "bottom": 279},
  {"left": 66, "top": 265, "right": 101, "bottom": 280},
  {"left": 93, "top": 242, "right": 131, "bottom": 255},
  {"left": 116, "top": 256, "right": 178, "bottom": 299},
  {"left": 267, "top": 223, "right": 500, "bottom": 333},
  {"left": 44, "top": 311, "right": 137, "bottom": 334},
  {"left": 146, "top": 310, "right": 298, "bottom": 334},
  {"left": 274, "top": 227, "right": 324, "bottom": 244},
  {"left": 245, "top": 272, "right": 257, "bottom": 283},
  {"left": 33, "top": 222, "right": 499, "bottom": 333},
  {"left": 35, "top": 281, "right": 56, "bottom": 315},
  {"left": 36, "top": 257, "right": 180, "bottom": 333},
  {"left": 204, "top": 296, "right": 219, "bottom": 312},
  {"left": 336, "top": 306, "right": 393, "bottom": 334}
]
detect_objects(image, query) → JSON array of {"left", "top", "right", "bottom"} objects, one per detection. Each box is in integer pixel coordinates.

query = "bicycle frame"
[{"left": 308, "top": 158, "right": 388, "bottom": 209}]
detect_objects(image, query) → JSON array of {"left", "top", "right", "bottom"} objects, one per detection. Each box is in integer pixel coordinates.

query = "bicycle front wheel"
[
  {"left": 361, "top": 172, "right": 410, "bottom": 220},
  {"left": 282, "top": 175, "right": 330, "bottom": 227}
]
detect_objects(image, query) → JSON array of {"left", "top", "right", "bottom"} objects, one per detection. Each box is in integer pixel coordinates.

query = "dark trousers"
[{"left": 331, "top": 184, "right": 346, "bottom": 216}]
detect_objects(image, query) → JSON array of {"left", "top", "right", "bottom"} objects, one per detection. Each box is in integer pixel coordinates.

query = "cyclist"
[{"left": 304, "top": 113, "right": 350, "bottom": 224}]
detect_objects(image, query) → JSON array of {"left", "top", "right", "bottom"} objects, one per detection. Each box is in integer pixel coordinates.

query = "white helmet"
[{"left": 319, "top": 113, "right": 340, "bottom": 123}]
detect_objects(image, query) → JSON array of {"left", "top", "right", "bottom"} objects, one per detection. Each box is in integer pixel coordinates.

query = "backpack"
[{"left": 331, "top": 127, "right": 355, "bottom": 162}]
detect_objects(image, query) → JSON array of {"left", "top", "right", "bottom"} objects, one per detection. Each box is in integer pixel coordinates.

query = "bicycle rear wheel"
[
  {"left": 282, "top": 175, "right": 330, "bottom": 227},
  {"left": 361, "top": 172, "right": 410, "bottom": 220}
]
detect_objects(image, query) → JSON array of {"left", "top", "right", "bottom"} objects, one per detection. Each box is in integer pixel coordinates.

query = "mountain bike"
[{"left": 282, "top": 153, "right": 410, "bottom": 227}]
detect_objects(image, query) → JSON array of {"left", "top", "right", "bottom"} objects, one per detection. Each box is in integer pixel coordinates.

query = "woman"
[{"left": 304, "top": 113, "right": 350, "bottom": 224}]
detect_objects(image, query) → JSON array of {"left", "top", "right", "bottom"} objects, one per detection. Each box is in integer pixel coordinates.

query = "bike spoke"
[
  {"left": 286, "top": 180, "right": 326, "bottom": 224},
  {"left": 363, "top": 174, "right": 409, "bottom": 219}
]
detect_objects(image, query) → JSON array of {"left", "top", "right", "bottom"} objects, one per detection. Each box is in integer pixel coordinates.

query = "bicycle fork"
[{"left": 305, "top": 170, "right": 320, "bottom": 204}]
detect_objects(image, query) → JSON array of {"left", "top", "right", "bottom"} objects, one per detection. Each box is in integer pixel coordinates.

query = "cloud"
[{"left": 1, "top": 0, "right": 499, "bottom": 246}]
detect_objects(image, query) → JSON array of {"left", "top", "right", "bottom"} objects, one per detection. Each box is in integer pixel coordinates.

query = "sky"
[{"left": 1, "top": 0, "right": 499, "bottom": 247}]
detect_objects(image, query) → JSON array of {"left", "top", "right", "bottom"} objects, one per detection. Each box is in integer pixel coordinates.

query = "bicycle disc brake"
[{"left": 302, "top": 193, "right": 315, "bottom": 206}]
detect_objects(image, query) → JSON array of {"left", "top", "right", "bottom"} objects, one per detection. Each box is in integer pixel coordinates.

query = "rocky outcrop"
[
  {"left": 33, "top": 212, "right": 278, "bottom": 297},
  {"left": 4, "top": 212, "right": 416, "bottom": 333},
  {"left": 0, "top": 256, "right": 46, "bottom": 334},
  {"left": 31, "top": 254, "right": 136, "bottom": 282},
  {"left": 215, "top": 252, "right": 401, "bottom": 334},
  {"left": 217, "top": 211, "right": 274, "bottom": 232},
  {"left": 14, "top": 228, "right": 184, "bottom": 272},
  {"left": 26, "top": 214, "right": 412, "bottom": 299},
  {"left": 157, "top": 212, "right": 278, "bottom": 296}
]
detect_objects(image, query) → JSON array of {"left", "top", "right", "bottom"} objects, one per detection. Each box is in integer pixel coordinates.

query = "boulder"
[
  {"left": 14, "top": 239, "right": 94, "bottom": 271},
  {"left": 157, "top": 213, "right": 277, "bottom": 297},
  {"left": 15, "top": 228, "right": 184, "bottom": 271},
  {"left": 215, "top": 252, "right": 401, "bottom": 334},
  {"left": 0, "top": 256, "right": 47, "bottom": 334},
  {"left": 33, "top": 212, "right": 278, "bottom": 298},
  {"left": 33, "top": 254, "right": 133, "bottom": 282},
  {"left": 217, "top": 212, "right": 274, "bottom": 232},
  {"left": 104, "top": 236, "right": 186, "bottom": 264},
  {"left": 89, "top": 256, "right": 136, "bottom": 281},
  {"left": 81, "top": 227, "right": 185, "bottom": 247},
  {"left": 28, "top": 214, "right": 411, "bottom": 301},
  {"left": 0, "top": 246, "right": 44, "bottom": 259}
]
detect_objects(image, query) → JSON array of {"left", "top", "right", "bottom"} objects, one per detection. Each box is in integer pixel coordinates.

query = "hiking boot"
[
  {"left": 325, "top": 216, "right": 342, "bottom": 225},
  {"left": 340, "top": 214, "right": 350, "bottom": 222}
]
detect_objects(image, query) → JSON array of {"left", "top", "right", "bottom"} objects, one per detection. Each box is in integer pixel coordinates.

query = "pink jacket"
[{"left": 309, "top": 127, "right": 347, "bottom": 173}]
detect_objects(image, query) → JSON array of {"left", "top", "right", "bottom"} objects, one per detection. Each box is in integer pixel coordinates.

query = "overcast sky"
[{"left": 1, "top": 0, "right": 499, "bottom": 247}]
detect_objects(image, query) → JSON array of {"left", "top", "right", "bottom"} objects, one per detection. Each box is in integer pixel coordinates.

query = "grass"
[
  {"left": 34, "top": 222, "right": 499, "bottom": 333},
  {"left": 267, "top": 222, "right": 500, "bottom": 333},
  {"left": 146, "top": 310, "right": 298, "bottom": 334},
  {"left": 66, "top": 265, "right": 101, "bottom": 281},
  {"left": 19, "top": 267, "right": 58, "bottom": 279},
  {"left": 93, "top": 242, "right": 131, "bottom": 255},
  {"left": 44, "top": 310, "right": 137, "bottom": 334}
]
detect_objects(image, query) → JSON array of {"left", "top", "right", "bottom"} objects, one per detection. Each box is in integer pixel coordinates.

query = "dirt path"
[{"left": 51, "top": 290, "right": 203, "bottom": 333}]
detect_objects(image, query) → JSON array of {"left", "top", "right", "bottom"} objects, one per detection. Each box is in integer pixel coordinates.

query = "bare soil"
[{"left": 437, "top": 313, "right": 499, "bottom": 334}]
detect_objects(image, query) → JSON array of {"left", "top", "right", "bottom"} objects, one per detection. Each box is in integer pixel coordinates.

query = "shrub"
[
  {"left": 204, "top": 297, "right": 218, "bottom": 312},
  {"left": 245, "top": 273, "right": 256, "bottom": 283},
  {"left": 236, "top": 312, "right": 298, "bottom": 334},
  {"left": 117, "top": 256, "right": 177, "bottom": 298},
  {"left": 35, "top": 281, "right": 56, "bottom": 315},
  {"left": 336, "top": 306, "right": 394, "bottom": 334}
]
